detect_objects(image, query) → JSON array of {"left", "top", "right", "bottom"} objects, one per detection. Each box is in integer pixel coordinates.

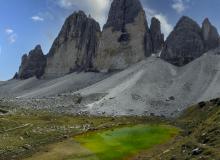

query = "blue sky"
[{"left": 0, "top": 0, "right": 220, "bottom": 80}]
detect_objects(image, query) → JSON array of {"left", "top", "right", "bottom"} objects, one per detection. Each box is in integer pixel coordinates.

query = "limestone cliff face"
[
  {"left": 161, "top": 16, "right": 205, "bottom": 66},
  {"left": 16, "top": 45, "right": 46, "bottom": 79},
  {"left": 202, "top": 18, "right": 219, "bottom": 52},
  {"left": 150, "top": 17, "right": 164, "bottom": 53},
  {"left": 161, "top": 17, "right": 219, "bottom": 66},
  {"left": 44, "top": 11, "right": 101, "bottom": 77},
  {"left": 94, "top": 0, "right": 152, "bottom": 71}
]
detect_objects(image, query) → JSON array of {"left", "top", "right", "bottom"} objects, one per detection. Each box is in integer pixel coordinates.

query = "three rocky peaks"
[{"left": 16, "top": 0, "right": 219, "bottom": 79}]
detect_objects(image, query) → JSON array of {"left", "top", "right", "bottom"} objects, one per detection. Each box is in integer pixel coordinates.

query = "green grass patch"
[
  {"left": 0, "top": 107, "right": 169, "bottom": 160},
  {"left": 75, "top": 124, "right": 179, "bottom": 160}
]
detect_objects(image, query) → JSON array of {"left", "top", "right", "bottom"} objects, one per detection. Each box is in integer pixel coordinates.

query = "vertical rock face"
[
  {"left": 17, "top": 45, "right": 46, "bottom": 79},
  {"left": 202, "top": 18, "right": 219, "bottom": 52},
  {"left": 161, "top": 16, "right": 204, "bottom": 66},
  {"left": 44, "top": 11, "right": 101, "bottom": 77},
  {"left": 161, "top": 17, "right": 220, "bottom": 66},
  {"left": 103, "top": 0, "right": 143, "bottom": 31},
  {"left": 94, "top": 0, "right": 152, "bottom": 71},
  {"left": 150, "top": 17, "right": 164, "bottom": 53}
]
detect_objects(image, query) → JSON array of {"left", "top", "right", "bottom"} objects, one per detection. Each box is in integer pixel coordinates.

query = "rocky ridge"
[
  {"left": 14, "top": 0, "right": 219, "bottom": 79},
  {"left": 44, "top": 11, "right": 101, "bottom": 77},
  {"left": 94, "top": 0, "right": 153, "bottom": 71},
  {"left": 17, "top": 0, "right": 164, "bottom": 79},
  {"left": 15, "top": 45, "right": 46, "bottom": 79},
  {"left": 161, "top": 16, "right": 219, "bottom": 66},
  {"left": 202, "top": 18, "right": 220, "bottom": 52},
  {"left": 150, "top": 17, "right": 164, "bottom": 53}
]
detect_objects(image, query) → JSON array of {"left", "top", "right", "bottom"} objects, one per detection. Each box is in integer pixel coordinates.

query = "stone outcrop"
[
  {"left": 161, "top": 16, "right": 205, "bottom": 66},
  {"left": 150, "top": 17, "right": 164, "bottom": 53},
  {"left": 202, "top": 18, "right": 219, "bottom": 52},
  {"left": 161, "top": 16, "right": 219, "bottom": 66},
  {"left": 44, "top": 11, "right": 101, "bottom": 77},
  {"left": 16, "top": 45, "right": 46, "bottom": 79},
  {"left": 94, "top": 0, "right": 152, "bottom": 71}
]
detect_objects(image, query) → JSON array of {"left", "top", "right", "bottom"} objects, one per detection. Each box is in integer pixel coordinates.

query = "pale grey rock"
[
  {"left": 44, "top": 11, "right": 101, "bottom": 77},
  {"left": 94, "top": 0, "right": 152, "bottom": 71},
  {"left": 17, "top": 45, "right": 46, "bottom": 79}
]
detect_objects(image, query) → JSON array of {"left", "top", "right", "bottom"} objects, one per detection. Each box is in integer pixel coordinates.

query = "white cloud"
[
  {"left": 145, "top": 8, "right": 173, "bottom": 38},
  {"left": 5, "top": 28, "right": 17, "bottom": 44},
  {"left": 5, "top": 28, "right": 14, "bottom": 34},
  {"left": 56, "top": 0, "right": 112, "bottom": 28},
  {"left": 31, "top": 16, "right": 44, "bottom": 22},
  {"left": 172, "top": 0, "right": 187, "bottom": 14},
  {"left": 8, "top": 34, "right": 17, "bottom": 44}
]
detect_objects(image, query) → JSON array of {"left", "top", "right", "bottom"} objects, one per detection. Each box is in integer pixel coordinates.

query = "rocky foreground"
[{"left": 0, "top": 97, "right": 219, "bottom": 160}]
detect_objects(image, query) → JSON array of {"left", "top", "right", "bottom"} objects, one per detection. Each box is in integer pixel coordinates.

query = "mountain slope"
[
  {"left": 158, "top": 98, "right": 220, "bottom": 160},
  {"left": 76, "top": 49, "right": 220, "bottom": 116},
  {"left": 131, "top": 98, "right": 220, "bottom": 160},
  {"left": 1, "top": 49, "right": 220, "bottom": 117}
]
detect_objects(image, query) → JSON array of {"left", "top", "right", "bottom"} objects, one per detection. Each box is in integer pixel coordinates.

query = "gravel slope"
[
  {"left": 0, "top": 72, "right": 109, "bottom": 98},
  {"left": 76, "top": 49, "right": 220, "bottom": 116}
]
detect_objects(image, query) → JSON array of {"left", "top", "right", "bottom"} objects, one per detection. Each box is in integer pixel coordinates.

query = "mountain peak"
[
  {"left": 202, "top": 18, "right": 219, "bottom": 51},
  {"left": 104, "top": 0, "right": 144, "bottom": 31},
  {"left": 161, "top": 16, "right": 204, "bottom": 66},
  {"left": 16, "top": 45, "right": 46, "bottom": 79},
  {"left": 44, "top": 10, "right": 101, "bottom": 77},
  {"left": 202, "top": 17, "right": 211, "bottom": 25},
  {"left": 150, "top": 17, "right": 164, "bottom": 53},
  {"left": 175, "top": 16, "right": 201, "bottom": 32}
]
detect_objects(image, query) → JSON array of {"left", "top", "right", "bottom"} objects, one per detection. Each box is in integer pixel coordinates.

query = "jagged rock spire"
[
  {"left": 202, "top": 18, "right": 219, "bottom": 51},
  {"left": 150, "top": 17, "right": 164, "bottom": 53},
  {"left": 17, "top": 45, "right": 46, "bottom": 79},
  {"left": 161, "top": 16, "right": 204, "bottom": 66},
  {"left": 161, "top": 16, "right": 220, "bottom": 66},
  {"left": 44, "top": 10, "right": 101, "bottom": 77},
  {"left": 104, "top": 0, "right": 144, "bottom": 31},
  {"left": 94, "top": 0, "right": 152, "bottom": 71}
]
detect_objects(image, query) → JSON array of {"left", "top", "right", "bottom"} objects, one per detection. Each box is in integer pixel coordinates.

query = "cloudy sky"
[{"left": 0, "top": 0, "right": 220, "bottom": 80}]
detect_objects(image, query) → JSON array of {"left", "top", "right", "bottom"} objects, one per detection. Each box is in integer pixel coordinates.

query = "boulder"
[
  {"left": 94, "top": 0, "right": 152, "bottom": 71},
  {"left": 17, "top": 45, "right": 46, "bottom": 79},
  {"left": 44, "top": 11, "right": 101, "bottom": 77}
]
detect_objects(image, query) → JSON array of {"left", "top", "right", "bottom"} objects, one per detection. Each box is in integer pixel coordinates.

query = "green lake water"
[{"left": 74, "top": 124, "right": 179, "bottom": 160}]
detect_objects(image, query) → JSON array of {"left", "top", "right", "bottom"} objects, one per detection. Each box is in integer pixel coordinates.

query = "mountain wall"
[
  {"left": 16, "top": 45, "right": 46, "bottom": 79},
  {"left": 44, "top": 11, "right": 101, "bottom": 77},
  {"left": 161, "top": 16, "right": 219, "bottom": 66}
]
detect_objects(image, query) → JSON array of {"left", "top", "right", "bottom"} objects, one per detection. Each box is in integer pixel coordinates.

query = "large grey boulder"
[
  {"left": 161, "top": 16, "right": 204, "bottom": 66},
  {"left": 202, "top": 18, "right": 219, "bottom": 52},
  {"left": 150, "top": 17, "right": 164, "bottom": 53},
  {"left": 94, "top": 0, "right": 152, "bottom": 71},
  {"left": 16, "top": 45, "right": 46, "bottom": 79},
  {"left": 44, "top": 11, "right": 101, "bottom": 77}
]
